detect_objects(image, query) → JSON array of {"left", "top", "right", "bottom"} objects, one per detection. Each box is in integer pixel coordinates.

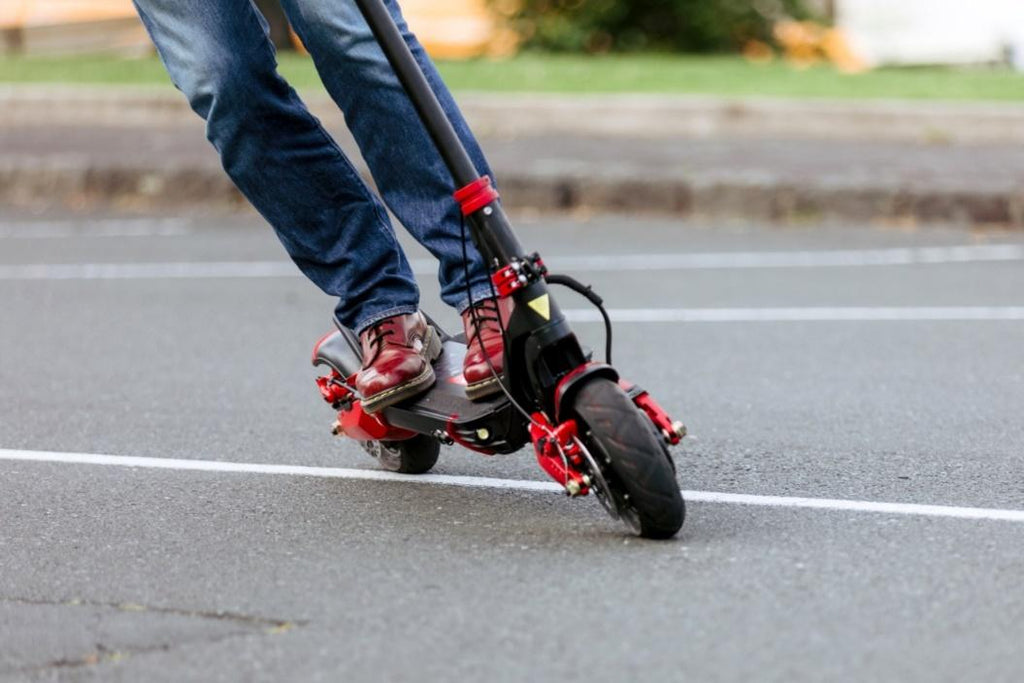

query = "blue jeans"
[{"left": 132, "top": 0, "right": 495, "bottom": 332}]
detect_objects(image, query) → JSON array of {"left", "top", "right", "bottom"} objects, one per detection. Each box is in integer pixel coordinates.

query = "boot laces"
[
  {"left": 468, "top": 300, "right": 501, "bottom": 347},
  {"left": 368, "top": 324, "right": 395, "bottom": 350},
  {"left": 362, "top": 323, "right": 396, "bottom": 366}
]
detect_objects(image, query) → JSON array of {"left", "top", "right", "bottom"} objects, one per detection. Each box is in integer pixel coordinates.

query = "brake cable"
[{"left": 543, "top": 273, "right": 613, "bottom": 366}]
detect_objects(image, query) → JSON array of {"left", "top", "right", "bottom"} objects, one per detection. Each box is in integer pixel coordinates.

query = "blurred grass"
[{"left": 2, "top": 52, "right": 1024, "bottom": 100}]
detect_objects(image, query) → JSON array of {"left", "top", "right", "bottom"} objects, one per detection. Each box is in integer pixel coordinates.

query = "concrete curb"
[
  {"left": 4, "top": 85, "right": 1024, "bottom": 144},
  {"left": 3, "top": 85, "right": 1023, "bottom": 227},
  {"left": 4, "top": 160, "right": 1021, "bottom": 228}
]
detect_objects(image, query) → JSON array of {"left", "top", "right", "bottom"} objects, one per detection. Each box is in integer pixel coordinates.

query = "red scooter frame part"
[
  {"left": 316, "top": 370, "right": 416, "bottom": 442},
  {"left": 529, "top": 413, "right": 590, "bottom": 497},
  {"left": 453, "top": 176, "right": 499, "bottom": 216},
  {"left": 316, "top": 364, "right": 683, "bottom": 494},
  {"left": 620, "top": 381, "right": 686, "bottom": 447}
]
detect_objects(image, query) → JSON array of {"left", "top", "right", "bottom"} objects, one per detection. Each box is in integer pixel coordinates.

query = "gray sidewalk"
[{"left": 3, "top": 86, "right": 1024, "bottom": 227}]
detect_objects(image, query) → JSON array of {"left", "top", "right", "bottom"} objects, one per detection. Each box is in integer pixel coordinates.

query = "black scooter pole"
[
  {"left": 354, "top": 0, "right": 595, "bottom": 416},
  {"left": 352, "top": 0, "right": 534, "bottom": 264},
  {"left": 353, "top": 0, "right": 480, "bottom": 189}
]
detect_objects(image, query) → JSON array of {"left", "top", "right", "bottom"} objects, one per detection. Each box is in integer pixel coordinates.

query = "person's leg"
[
  {"left": 281, "top": 0, "right": 495, "bottom": 315},
  {"left": 131, "top": 0, "right": 419, "bottom": 332}
]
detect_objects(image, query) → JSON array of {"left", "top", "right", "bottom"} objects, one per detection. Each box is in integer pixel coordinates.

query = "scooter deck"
[
  {"left": 381, "top": 339, "right": 528, "bottom": 454},
  {"left": 314, "top": 324, "right": 530, "bottom": 454},
  {"left": 385, "top": 338, "right": 504, "bottom": 423}
]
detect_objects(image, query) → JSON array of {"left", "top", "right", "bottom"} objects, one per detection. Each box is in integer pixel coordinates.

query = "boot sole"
[
  {"left": 465, "top": 373, "right": 505, "bottom": 401},
  {"left": 361, "top": 326, "right": 443, "bottom": 414}
]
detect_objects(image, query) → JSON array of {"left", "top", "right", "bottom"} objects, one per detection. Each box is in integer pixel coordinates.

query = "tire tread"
[{"left": 574, "top": 379, "right": 684, "bottom": 538}]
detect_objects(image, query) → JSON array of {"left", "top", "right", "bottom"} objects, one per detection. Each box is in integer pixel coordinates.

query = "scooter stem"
[
  {"left": 354, "top": 0, "right": 538, "bottom": 265},
  {"left": 353, "top": 0, "right": 595, "bottom": 418},
  {"left": 353, "top": 0, "right": 480, "bottom": 188}
]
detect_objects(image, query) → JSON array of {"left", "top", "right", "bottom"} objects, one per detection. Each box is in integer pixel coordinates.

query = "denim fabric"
[{"left": 132, "top": 0, "right": 495, "bottom": 332}]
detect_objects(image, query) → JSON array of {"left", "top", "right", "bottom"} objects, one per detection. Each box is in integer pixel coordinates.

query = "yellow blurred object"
[
  {"left": 402, "top": 0, "right": 518, "bottom": 58},
  {"left": 0, "top": 0, "right": 138, "bottom": 28},
  {"left": 742, "top": 39, "right": 775, "bottom": 64},
  {"left": 822, "top": 28, "right": 868, "bottom": 74},
  {"left": 771, "top": 19, "right": 868, "bottom": 73},
  {"left": 290, "top": 27, "right": 309, "bottom": 56},
  {"left": 774, "top": 20, "right": 823, "bottom": 68},
  {"left": 3, "top": 0, "right": 517, "bottom": 59},
  {"left": 290, "top": 0, "right": 517, "bottom": 59},
  {"left": 1, "top": 0, "right": 147, "bottom": 55}
]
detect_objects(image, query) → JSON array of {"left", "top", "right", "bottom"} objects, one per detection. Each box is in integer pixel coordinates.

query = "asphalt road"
[{"left": 1, "top": 210, "right": 1023, "bottom": 681}]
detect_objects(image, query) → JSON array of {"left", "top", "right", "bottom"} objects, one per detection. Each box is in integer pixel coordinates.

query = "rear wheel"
[
  {"left": 572, "top": 378, "right": 684, "bottom": 539},
  {"left": 363, "top": 435, "right": 440, "bottom": 474}
]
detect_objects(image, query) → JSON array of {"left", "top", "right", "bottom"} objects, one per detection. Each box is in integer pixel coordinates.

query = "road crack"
[
  {"left": 0, "top": 596, "right": 306, "bottom": 678},
  {"left": 0, "top": 595, "right": 302, "bottom": 628}
]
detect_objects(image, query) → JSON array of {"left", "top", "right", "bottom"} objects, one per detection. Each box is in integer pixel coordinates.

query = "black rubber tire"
[
  {"left": 573, "top": 378, "right": 684, "bottom": 539},
  {"left": 379, "top": 435, "right": 441, "bottom": 474}
]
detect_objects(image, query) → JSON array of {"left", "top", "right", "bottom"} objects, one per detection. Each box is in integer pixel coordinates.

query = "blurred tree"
[
  {"left": 253, "top": 0, "right": 295, "bottom": 50},
  {"left": 497, "top": 0, "right": 819, "bottom": 53}
]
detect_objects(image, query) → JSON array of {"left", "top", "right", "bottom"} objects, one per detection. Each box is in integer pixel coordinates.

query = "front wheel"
[{"left": 573, "top": 379, "right": 685, "bottom": 539}]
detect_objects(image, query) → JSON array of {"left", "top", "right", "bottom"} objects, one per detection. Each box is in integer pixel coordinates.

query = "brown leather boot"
[
  {"left": 461, "top": 298, "right": 510, "bottom": 400},
  {"left": 356, "top": 311, "right": 442, "bottom": 413}
]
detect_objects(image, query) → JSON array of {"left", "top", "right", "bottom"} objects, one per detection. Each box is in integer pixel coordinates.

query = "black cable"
[
  {"left": 459, "top": 213, "right": 539, "bottom": 426},
  {"left": 544, "top": 273, "right": 613, "bottom": 366},
  {"left": 458, "top": 211, "right": 584, "bottom": 489}
]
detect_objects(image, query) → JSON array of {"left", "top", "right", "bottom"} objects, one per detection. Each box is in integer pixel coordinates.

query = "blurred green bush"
[{"left": 495, "top": 0, "right": 819, "bottom": 53}]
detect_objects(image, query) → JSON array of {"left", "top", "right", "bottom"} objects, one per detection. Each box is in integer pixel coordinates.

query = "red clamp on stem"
[
  {"left": 491, "top": 264, "right": 523, "bottom": 298},
  {"left": 454, "top": 176, "right": 500, "bottom": 216}
]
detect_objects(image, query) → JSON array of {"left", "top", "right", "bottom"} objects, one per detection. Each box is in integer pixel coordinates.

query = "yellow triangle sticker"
[{"left": 527, "top": 294, "right": 550, "bottom": 320}]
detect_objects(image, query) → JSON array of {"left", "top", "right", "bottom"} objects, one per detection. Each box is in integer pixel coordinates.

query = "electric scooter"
[{"left": 312, "top": 0, "right": 687, "bottom": 538}]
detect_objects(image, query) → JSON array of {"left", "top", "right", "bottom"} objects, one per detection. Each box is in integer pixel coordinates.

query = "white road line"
[
  {"left": 0, "top": 261, "right": 299, "bottom": 280},
  {"left": 540, "top": 244, "right": 1024, "bottom": 270},
  {"left": 566, "top": 307, "right": 1024, "bottom": 323},
  {"left": 683, "top": 491, "right": 1024, "bottom": 522},
  {"left": 3, "top": 448, "right": 1024, "bottom": 523},
  {"left": 1, "top": 257, "right": 1021, "bottom": 321},
  {"left": 2, "top": 244, "right": 1023, "bottom": 280},
  {"left": 0, "top": 219, "right": 192, "bottom": 239}
]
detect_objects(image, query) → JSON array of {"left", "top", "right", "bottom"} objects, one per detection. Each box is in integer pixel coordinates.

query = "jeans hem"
[
  {"left": 455, "top": 283, "right": 499, "bottom": 315},
  {"left": 353, "top": 304, "right": 420, "bottom": 336}
]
